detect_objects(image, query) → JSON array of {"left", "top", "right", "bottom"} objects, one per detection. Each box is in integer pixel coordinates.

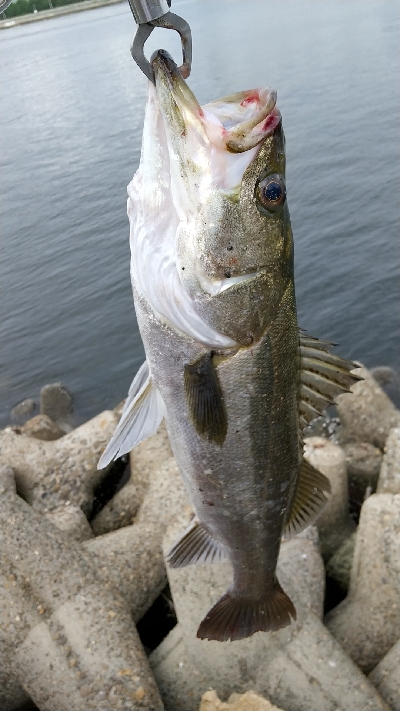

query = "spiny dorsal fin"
[
  {"left": 98, "top": 362, "right": 165, "bottom": 468},
  {"left": 184, "top": 352, "right": 227, "bottom": 445},
  {"left": 284, "top": 458, "right": 331, "bottom": 538},
  {"left": 167, "top": 517, "right": 228, "bottom": 568},
  {"left": 299, "top": 332, "right": 362, "bottom": 428},
  {"left": 299, "top": 331, "right": 335, "bottom": 351}
]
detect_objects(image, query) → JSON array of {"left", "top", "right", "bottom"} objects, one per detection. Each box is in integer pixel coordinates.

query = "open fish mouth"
[{"left": 151, "top": 50, "right": 281, "bottom": 154}]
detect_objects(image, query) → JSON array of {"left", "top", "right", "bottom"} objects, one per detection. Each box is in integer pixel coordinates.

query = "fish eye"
[{"left": 255, "top": 174, "right": 286, "bottom": 213}]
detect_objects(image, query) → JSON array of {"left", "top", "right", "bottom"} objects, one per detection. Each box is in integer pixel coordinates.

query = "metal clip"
[{"left": 129, "top": 2, "right": 192, "bottom": 84}]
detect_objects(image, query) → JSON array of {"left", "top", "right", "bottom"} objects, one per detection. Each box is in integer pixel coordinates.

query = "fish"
[{"left": 98, "top": 50, "right": 360, "bottom": 642}]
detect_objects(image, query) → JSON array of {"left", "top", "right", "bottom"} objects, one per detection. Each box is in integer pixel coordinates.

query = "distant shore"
[{"left": 0, "top": 0, "right": 124, "bottom": 29}]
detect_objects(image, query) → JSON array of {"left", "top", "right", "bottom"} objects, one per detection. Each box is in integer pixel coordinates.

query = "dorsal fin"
[
  {"left": 184, "top": 352, "right": 227, "bottom": 446},
  {"left": 98, "top": 361, "right": 165, "bottom": 468},
  {"left": 167, "top": 517, "right": 228, "bottom": 568},
  {"left": 284, "top": 458, "right": 331, "bottom": 538},
  {"left": 299, "top": 332, "right": 362, "bottom": 429}
]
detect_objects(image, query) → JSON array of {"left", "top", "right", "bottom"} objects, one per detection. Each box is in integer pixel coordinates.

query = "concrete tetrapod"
[
  {"left": 325, "top": 493, "right": 400, "bottom": 672},
  {"left": 149, "top": 512, "right": 390, "bottom": 711},
  {"left": 91, "top": 422, "right": 173, "bottom": 535},
  {"left": 377, "top": 427, "right": 400, "bottom": 494},
  {"left": 369, "top": 636, "right": 400, "bottom": 710},
  {"left": 0, "top": 410, "right": 119, "bottom": 515},
  {"left": 303, "top": 437, "right": 355, "bottom": 560},
  {"left": 0, "top": 466, "right": 164, "bottom": 711},
  {"left": 84, "top": 458, "right": 191, "bottom": 622},
  {"left": 336, "top": 367, "right": 400, "bottom": 449}
]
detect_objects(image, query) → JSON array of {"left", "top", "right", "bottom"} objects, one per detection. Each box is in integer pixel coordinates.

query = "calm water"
[{"left": 1, "top": 0, "right": 399, "bottom": 427}]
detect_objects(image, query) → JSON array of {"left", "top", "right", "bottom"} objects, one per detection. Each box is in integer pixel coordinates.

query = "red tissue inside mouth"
[
  {"left": 240, "top": 90, "right": 260, "bottom": 107},
  {"left": 262, "top": 112, "right": 279, "bottom": 132}
]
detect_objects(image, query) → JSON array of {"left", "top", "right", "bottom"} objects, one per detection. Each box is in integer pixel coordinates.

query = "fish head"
[{"left": 149, "top": 51, "right": 293, "bottom": 343}]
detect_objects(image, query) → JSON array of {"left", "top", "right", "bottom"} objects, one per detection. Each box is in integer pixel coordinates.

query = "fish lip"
[
  {"left": 151, "top": 49, "right": 202, "bottom": 114},
  {"left": 151, "top": 49, "right": 179, "bottom": 79},
  {"left": 198, "top": 270, "right": 260, "bottom": 296}
]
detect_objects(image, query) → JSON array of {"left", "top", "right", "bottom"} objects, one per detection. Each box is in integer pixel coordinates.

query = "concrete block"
[
  {"left": 149, "top": 511, "right": 390, "bottom": 711},
  {"left": 15, "top": 588, "right": 163, "bottom": 711},
  {"left": 369, "top": 636, "right": 400, "bottom": 710},
  {"left": 10, "top": 398, "right": 36, "bottom": 422},
  {"left": 377, "top": 427, "right": 400, "bottom": 494},
  {"left": 40, "top": 382, "right": 74, "bottom": 423},
  {"left": 325, "top": 531, "right": 356, "bottom": 592},
  {"left": 343, "top": 441, "right": 382, "bottom": 500},
  {"left": 325, "top": 493, "right": 400, "bottom": 672},
  {"left": 303, "top": 437, "right": 355, "bottom": 559},
  {"left": 336, "top": 367, "right": 400, "bottom": 449},
  {"left": 21, "top": 414, "right": 66, "bottom": 441},
  {"left": 0, "top": 465, "right": 164, "bottom": 711},
  {"left": 91, "top": 423, "right": 173, "bottom": 535},
  {"left": 0, "top": 410, "right": 119, "bottom": 515},
  {"left": 0, "top": 520, "right": 39, "bottom": 711},
  {"left": 91, "top": 481, "right": 143, "bottom": 535},
  {"left": 371, "top": 365, "right": 400, "bottom": 408},
  {"left": 45, "top": 504, "right": 94, "bottom": 542},
  {"left": 200, "top": 690, "right": 284, "bottom": 711},
  {"left": 85, "top": 458, "right": 190, "bottom": 622}
]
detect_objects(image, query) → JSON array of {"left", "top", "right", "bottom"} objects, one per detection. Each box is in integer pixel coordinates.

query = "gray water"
[{"left": 1, "top": 0, "right": 399, "bottom": 427}]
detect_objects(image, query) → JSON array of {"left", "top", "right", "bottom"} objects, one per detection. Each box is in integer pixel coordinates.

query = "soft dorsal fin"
[
  {"left": 299, "top": 332, "right": 362, "bottom": 430},
  {"left": 98, "top": 361, "right": 165, "bottom": 469},
  {"left": 184, "top": 352, "right": 227, "bottom": 446},
  {"left": 167, "top": 517, "right": 228, "bottom": 568},
  {"left": 284, "top": 458, "right": 331, "bottom": 538}
]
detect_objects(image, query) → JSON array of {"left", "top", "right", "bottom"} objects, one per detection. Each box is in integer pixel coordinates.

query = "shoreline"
[{"left": 0, "top": 0, "right": 124, "bottom": 29}]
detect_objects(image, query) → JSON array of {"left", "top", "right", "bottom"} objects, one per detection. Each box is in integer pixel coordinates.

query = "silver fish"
[{"left": 99, "top": 50, "right": 359, "bottom": 642}]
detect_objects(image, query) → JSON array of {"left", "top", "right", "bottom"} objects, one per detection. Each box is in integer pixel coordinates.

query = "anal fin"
[
  {"left": 167, "top": 517, "right": 228, "bottom": 568},
  {"left": 284, "top": 459, "right": 331, "bottom": 538},
  {"left": 184, "top": 352, "right": 227, "bottom": 446}
]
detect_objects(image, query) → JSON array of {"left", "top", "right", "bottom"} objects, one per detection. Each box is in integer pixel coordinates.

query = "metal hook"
[{"left": 130, "top": 10, "right": 192, "bottom": 85}]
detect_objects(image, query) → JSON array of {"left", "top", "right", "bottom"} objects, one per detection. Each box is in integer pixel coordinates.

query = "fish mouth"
[
  {"left": 151, "top": 49, "right": 204, "bottom": 133},
  {"left": 151, "top": 50, "right": 280, "bottom": 154},
  {"left": 198, "top": 270, "right": 260, "bottom": 296}
]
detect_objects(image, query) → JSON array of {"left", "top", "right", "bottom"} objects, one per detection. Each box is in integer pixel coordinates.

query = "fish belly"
[{"left": 134, "top": 280, "right": 300, "bottom": 599}]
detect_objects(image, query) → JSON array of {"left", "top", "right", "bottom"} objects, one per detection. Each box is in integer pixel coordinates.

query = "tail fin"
[{"left": 197, "top": 581, "right": 296, "bottom": 642}]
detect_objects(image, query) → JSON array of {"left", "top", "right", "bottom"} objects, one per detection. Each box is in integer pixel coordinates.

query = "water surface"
[{"left": 1, "top": 0, "right": 399, "bottom": 426}]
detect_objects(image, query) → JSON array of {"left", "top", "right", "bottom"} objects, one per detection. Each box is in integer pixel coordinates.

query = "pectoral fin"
[
  {"left": 284, "top": 458, "right": 331, "bottom": 538},
  {"left": 98, "top": 361, "right": 165, "bottom": 468},
  {"left": 184, "top": 352, "right": 227, "bottom": 445},
  {"left": 299, "top": 332, "right": 362, "bottom": 430},
  {"left": 167, "top": 517, "right": 228, "bottom": 568}
]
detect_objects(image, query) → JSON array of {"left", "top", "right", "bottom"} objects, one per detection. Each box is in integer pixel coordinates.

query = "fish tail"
[{"left": 196, "top": 581, "right": 296, "bottom": 642}]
